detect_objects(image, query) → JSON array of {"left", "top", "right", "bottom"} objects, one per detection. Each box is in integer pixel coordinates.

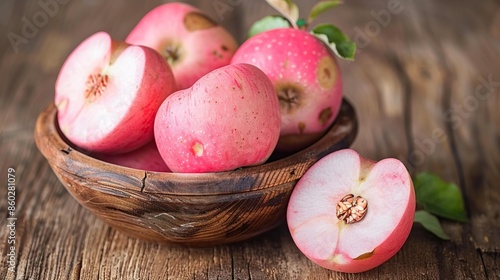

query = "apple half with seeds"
[
  {"left": 55, "top": 31, "right": 176, "bottom": 154},
  {"left": 287, "top": 149, "right": 416, "bottom": 273}
]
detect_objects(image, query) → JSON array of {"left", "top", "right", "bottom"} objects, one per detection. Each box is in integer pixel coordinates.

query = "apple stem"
[
  {"left": 85, "top": 73, "right": 108, "bottom": 102},
  {"left": 336, "top": 194, "right": 368, "bottom": 224}
]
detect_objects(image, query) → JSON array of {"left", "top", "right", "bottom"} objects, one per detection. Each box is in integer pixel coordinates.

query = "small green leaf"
[
  {"left": 414, "top": 210, "right": 450, "bottom": 240},
  {"left": 296, "top": 18, "right": 307, "bottom": 29},
  {"left": 265, "top": 0, "right": 299, "bottom": 28},
  {"left": 308, "top": 0, "right": 342, "bottom": 24},
  {"left": 312, "top": 23, "right": 356, "bottom": 60},
  {"left": 248, "top": 16, "right": 291, "bottom": 38},
  {"left": 414, "top": 172, "right": 468, "bottom": 223}
]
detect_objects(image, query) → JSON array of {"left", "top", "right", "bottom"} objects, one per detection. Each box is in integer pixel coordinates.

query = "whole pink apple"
[
  {"left": 154, "top": 63, "right": 281, "bottom": 173},
  {"left": 94, "top": 141, "right": 170, "bottom": 172},
  {"left": 55, "top": 31, "right": 176, "bottom": 154},
  {"left": 287, "top": 149, "right": 415, "bottom": 273},
  {"left": 231, "top": 28, "right": 342, "bottom": 153},
  {"left": 126, "top": 2, "right": 238, "bottom": 90}
]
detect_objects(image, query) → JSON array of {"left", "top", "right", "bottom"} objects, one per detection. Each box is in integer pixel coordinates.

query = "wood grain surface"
[{"left": 1, "top": 0, "right": 499, "bottom": 279}]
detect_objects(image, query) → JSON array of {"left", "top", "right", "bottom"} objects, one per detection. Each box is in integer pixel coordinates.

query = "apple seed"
[
  {"left": 336, "top": 194, "right": 368, "bottom": 224},
  {"left": 84, "top": 73, "right": 108, "bottom": 102}
]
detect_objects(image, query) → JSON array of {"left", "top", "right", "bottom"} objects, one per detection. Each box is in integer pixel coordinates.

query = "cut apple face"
[
  {"left": 126, "top": 2, "right": 238, "bottom": 90},
  {"left": 287, "top": 149, "right": 416, "bottom": 273},
  {"left": 55, "top": 31, "right": 176, "bottom": 154}
]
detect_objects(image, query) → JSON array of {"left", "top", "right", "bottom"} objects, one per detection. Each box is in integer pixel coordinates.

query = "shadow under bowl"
[{"left": 34, "top": 99, "right": 358, "bottom": 246}]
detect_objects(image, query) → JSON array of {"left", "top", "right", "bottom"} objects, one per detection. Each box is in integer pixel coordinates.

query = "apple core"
[
  {"left": 336, "top": 194, "right": 368, "bottom": 224},
  {"left": 84, "top": 73, "right": 108, "bottom": 102}
]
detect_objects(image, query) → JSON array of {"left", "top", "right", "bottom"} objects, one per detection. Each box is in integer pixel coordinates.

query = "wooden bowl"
[{"left": 34, "top": 99, "right": 357, "bottom": 246}]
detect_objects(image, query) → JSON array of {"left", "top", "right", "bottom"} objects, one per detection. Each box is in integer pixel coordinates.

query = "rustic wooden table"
[{"left": 1, "top": 0, "right": 499, "bottom": 279}]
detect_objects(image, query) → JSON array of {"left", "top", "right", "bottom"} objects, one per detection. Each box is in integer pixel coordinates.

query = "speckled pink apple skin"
[
  {"left": 231, "top": 28, "right": 343, "bottom": 151},
  {"left": 287, "top": 149, "right": 415, "bottom": 273},
  {"left": 55, "top": 32, "right": 176, "bottom": 154},
  {"left": 154, "top": 63, "right": 281, "bottom": 173},
  {"left": 94, "top": 141, "right": 170, "bottom": 172},
  {"left": 126, "top": 2, "right": 238, "bottom": 90}
]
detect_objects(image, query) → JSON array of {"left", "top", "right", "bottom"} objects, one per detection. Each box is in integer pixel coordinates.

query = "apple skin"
[
  {"left": 287, "top": 149, "right": 415, "bottom": 273},
  {"left": 154, "top": 63, "right": 281, "bottom": 173},
  {"left": 231, "top": 28, "right": 343, "bottom": 153},
  {"left": 93, "top": 141, "right": 170, "bottom": 172},
  {"left": 55, "top": 32, "right": 176, "bottom": 155},
  {"left": 126, "top": 2, "right": 238, "bottom": 90}
]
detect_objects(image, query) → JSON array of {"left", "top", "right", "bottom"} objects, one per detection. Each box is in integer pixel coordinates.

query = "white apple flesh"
[{"left": 287, "top": 149, "right": 416, "bottom": 273}]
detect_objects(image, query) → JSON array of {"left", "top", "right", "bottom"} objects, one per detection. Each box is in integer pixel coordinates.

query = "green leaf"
[
  {"left": 414, "top": 210, "right": 451, "bottom": 240},
  {"left": 248, "top": 16, "right": 291, "bottom": 38},
  {"left": 311, "top": 23, "right": 356, "bottom": 60},
  {"left": 265, "top": 0, "right": 299, "bottom": 28},
  {"left": 308, "top": 0, "right": 342, "bottom": 24},
  {"left": 414, "top": 172, "right": 468, "bottom": 223}
]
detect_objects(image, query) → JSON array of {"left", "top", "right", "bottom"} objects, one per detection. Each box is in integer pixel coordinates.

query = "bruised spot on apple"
[
  {"left": 319, "top": 107, "right": 332, "bottom": 127},
  {"left": 287, "top": 149, "right": 416, "bottom": 273},
  {"left": 183, "top": 12, "right": 217, "bottom": 31},
  {"left": 317, "top": 56, "right": 337, "bottom": 89},
  {"left": 298, "top": 122, "right": 306, "bottom": 134}
]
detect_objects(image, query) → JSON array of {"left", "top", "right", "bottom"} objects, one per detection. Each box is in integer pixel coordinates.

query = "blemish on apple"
[
  {"left": 317, "top": 56, "right": 336, "bottom": 89},
  {"left": 354, "top": 250, "right": 375, "bottom": 260},
  {"left": 298, "top": 122, "right": 306, "bottom": 134},
  {"left": 192, "top": 141, "right": 204, "bottom": 156},
  {"left": 183, "top": 12, "right": 217, "bottom": 31},
  {"left": 318, "top": 107, "right": 332, "bottom": 126}
]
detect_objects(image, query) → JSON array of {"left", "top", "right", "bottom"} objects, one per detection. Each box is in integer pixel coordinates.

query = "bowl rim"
[{"left": 34, "top": 99, "right": 357, "bottom": 196}]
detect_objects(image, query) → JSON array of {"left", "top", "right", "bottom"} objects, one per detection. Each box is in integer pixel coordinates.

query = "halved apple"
[
  {"left": 287, "top": 149, "right": 416, "bottom": 273},
  {"left": 55, "top": 31, "right": 176, "bottom": 154}
]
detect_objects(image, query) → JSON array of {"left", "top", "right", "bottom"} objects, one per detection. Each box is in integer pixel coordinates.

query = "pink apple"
[
  {"left": 154, "top": 63, "right": 281, "bottom": 173},
  {"left": 231, "top": 28, "right": 343, "bottom": 153},
  {"left": 93, "top": 141, "right": 170, "bottom": 172},
  {"left": 287, "top": 149, "right": 415, "bottom": 273},
  {"left": 55, "top": 31, "right": 176, "bottom": 154},
  {"left": 126, "top": 2, "right": 238, "bottom": 90}
]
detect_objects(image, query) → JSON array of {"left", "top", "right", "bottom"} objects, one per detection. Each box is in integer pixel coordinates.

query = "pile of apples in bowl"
[{"left": 35, "top": 0, "right": 416, "bottom": 274}]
